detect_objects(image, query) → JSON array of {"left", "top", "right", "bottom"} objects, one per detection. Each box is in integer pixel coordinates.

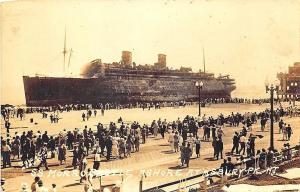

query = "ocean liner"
[{"left": 23, "top": 51, "right": 236, "bottom": 106}]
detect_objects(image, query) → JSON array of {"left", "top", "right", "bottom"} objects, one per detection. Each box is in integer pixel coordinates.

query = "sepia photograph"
[{"left": 0, "top": 0, "right": 300, "bottom": 191}]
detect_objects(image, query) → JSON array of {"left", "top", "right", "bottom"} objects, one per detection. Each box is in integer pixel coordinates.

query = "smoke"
[{"left": 81, "top": 61, "right": 102, "bottom": 78}]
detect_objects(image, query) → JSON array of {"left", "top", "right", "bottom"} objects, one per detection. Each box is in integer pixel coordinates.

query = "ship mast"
[
  {"left": 202, "top": 46, "right": 206, "bottom": 74},
  {"left": 63, "top": 26, "right": 67, "bottom": 75},
  {"left": 68, "top": 48, "right": 73, "bottom": 70},
  {"left": 62, "top": 26, "right": 73, "bottom": 76}
]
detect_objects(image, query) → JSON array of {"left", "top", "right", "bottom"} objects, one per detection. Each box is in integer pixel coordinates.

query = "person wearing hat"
[
  {"left": 72, "top": 146, "right": 79, "bottom": 169},
  {"left": 231, "top": 132, "right": 240, "bottom": 155},
  {"left": 1, "top": 141, "right": 11, "bottom": 168},
  {"left": 183, "top": 143, "right": 192, "bottom": 167},
  {"left": 286, "top": 124, "right": 293, "bottom": 141}
]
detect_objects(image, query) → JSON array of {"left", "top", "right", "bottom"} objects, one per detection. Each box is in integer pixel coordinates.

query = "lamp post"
[
  {"left": 195, "top": 81, "right": 204, "bottom": 116},
  {"left": 265, "top": 83, "right": 279, "bottom": 150}
]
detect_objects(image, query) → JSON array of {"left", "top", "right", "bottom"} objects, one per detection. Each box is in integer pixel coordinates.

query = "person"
[
  {"left": 111, "top": 137, "right": 119, "bottom": 158},
  {"left": 217, "top": 127, "right": 224, "bottom": 139},
  {"left": 58, "top": 144, "right": 66, "bottom": 165},
  {"left": 239, "top": 134, "right": 246, "bottom": 155},
  {"left": 5, "top": 120, "right": 10, "bottom": 136},
  {"left": 216, "top": 137, "right": 223, "bottom": 160},
  {"left": 160, "top": 119, "right": 167, "bottom": 139},
  {"left": 152, "top": 120, "right": 158, "bottom": 137},
  {"left": 29, "top": 140, "right": 36, "bottom": 167},
  {"left": 42, "top": 131, "right": 49, "bottom": 144},
  {"left": 105, "top": 136, "right": 112, "bottom": 160},
  {"left": 93, "top": 151, "right": 101, "bottom": 170},
  {"left": 48, "top": 136, "right": 56, "bottom": 158},
  {"left": 168, "top": 131, "right": 174, "bottom": 151},
  {"left": 286, "top": 124, "right": 293, "bottom": 141},
  {"left": 220, "top": 159, "right": 228, "bottom": 176},
  {"left": 141, "top": 127, "right": 146, "bottom": 144},
  {"left": 180, "top": 143, "right": 186, "bottom": 167},
  {"left": 278, "top": 119, "right": 284, "bottom": 133},
  {"left": 174, "top": 132, "right": 179, "bottom": 152},
  {"left": 31, "top": 177, "right": 40, "bottom": 192},
  {"left": 79, "top": 156, "right": 88, "bottom": 183},
  {"left": 259, "top": 148, "right": 267, "bottom": 169},
  {"left": 195, "top": 136, "right": 201, "bottom": 158},
  {"left": 1, "top": 141, "right": 11, "bottom": 168},
  {"left": 118, "top": 137, "right": 126, "bottom": 158},
  {"left": 126, "top": 137, "right": 132, "bottom": 157},
  {"left": 82, "top": 113, "right": 86, "bottom": 121},
  {"left": 37, "top": 145, "right": 49, "bottom": 171},
  {"left": 203, "top": 124, "right": 209, "bottom": 141},
  {"left": 87, "top": 168, "right": 93, "bottom": 187},
  {"left": 50, "top": 184, "right": 57, "bottom": 192},
  {"left": 231, "top": 132, "right": 239, "bottom": 155},
  {"left": 246, "top": 139, "right": 251, "bottom": 157},
  {"left": 183, "top": 143, "right": 192, "bottom": 167},
  {"left": 249, "top": 134, "right": 256, "bottom": 157},
  {"left": 282, "top": 123, "right": 287, "bottom": 141},
  {"left": 212, "top": 138, "right": 217, "bottom": 159},
  {"left": 72, "top": 146, "right": 79, "bottom": 169},
  {"left": 36, "top": 180, "right": 48, "bottom": 192},
  {"left": 12, "top": 136, "right": 20, "bottom": 160},
  {"left": 260, "top": 117, "right": 267, "bottom": 132}
]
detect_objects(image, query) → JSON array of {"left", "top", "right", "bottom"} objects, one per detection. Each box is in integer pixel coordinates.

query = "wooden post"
[
  {"left": 99, "top": 176, "right": 102, "bottom": 191},
  {"left": 264, "top": 155, "right": 267, "bottom": 169},
  {"left": 139, "top": 175, "right": 143, "bottom": 192},
  {"left": 221, "top": 174, "right": 224, "bottom": 187}
]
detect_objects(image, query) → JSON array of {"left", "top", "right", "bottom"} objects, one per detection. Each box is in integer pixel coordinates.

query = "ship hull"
[{"left": 23, "top": 76, "right": 235, "bottom": 106}]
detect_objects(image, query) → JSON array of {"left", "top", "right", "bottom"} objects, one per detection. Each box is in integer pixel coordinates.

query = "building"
[
  {"left": 154, "top": 54, "right": 167, "bottom": 69},
  {"left": 277, "top": 62, "right": 300, "bottom": 99},
  {"left": 121, "top": 51, "right": 132, "bottom": 66}
]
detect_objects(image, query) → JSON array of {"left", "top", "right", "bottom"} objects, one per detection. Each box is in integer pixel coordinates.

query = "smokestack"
[
  {"left": 121, "top": 51, "right": 132, "bottom": 66},
  {"left": 158, "top": 54, "right": 166, "bottom": 67}
]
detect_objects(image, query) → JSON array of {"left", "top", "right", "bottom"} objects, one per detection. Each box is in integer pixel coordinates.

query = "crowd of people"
[
  {"left": 1, "top": 102, "right": 298, "bottom": 191},
  {"left": 3, "top": 97, "right": 297, "bottom": 118}
]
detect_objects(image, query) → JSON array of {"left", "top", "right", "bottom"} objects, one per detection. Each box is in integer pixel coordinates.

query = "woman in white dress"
[
  {"left": 178, "top": 135, "right": 183, "bottom": 147},
  {"left": 168, "top": 130, "right": 174, "bottom": 151},
  {"left": 111, "top": 137, "right": 119, "bottom": 159}
]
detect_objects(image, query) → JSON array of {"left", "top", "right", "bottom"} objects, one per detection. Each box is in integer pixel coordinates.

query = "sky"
[{"left": 1, "top": 0, "right": 300, "bottom": 105}]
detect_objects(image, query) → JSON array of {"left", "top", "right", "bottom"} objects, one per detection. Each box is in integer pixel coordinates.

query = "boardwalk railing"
[{"left": 142, "top": 144, "right": 300, "bottom": 192}]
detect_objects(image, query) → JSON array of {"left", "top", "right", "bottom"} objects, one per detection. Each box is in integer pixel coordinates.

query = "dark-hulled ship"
[{"left": 23, "top": 51, "right": 236, "bottom": 106}]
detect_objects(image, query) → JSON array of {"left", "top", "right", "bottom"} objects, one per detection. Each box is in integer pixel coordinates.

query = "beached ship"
[{"left": 23, "top": 51, "right": 236, "bottom": 106}]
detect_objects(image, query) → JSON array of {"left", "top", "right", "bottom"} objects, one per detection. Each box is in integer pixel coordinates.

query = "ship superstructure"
[{"left": 23, "top": 51, "right": 235, "bottom": 106}]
